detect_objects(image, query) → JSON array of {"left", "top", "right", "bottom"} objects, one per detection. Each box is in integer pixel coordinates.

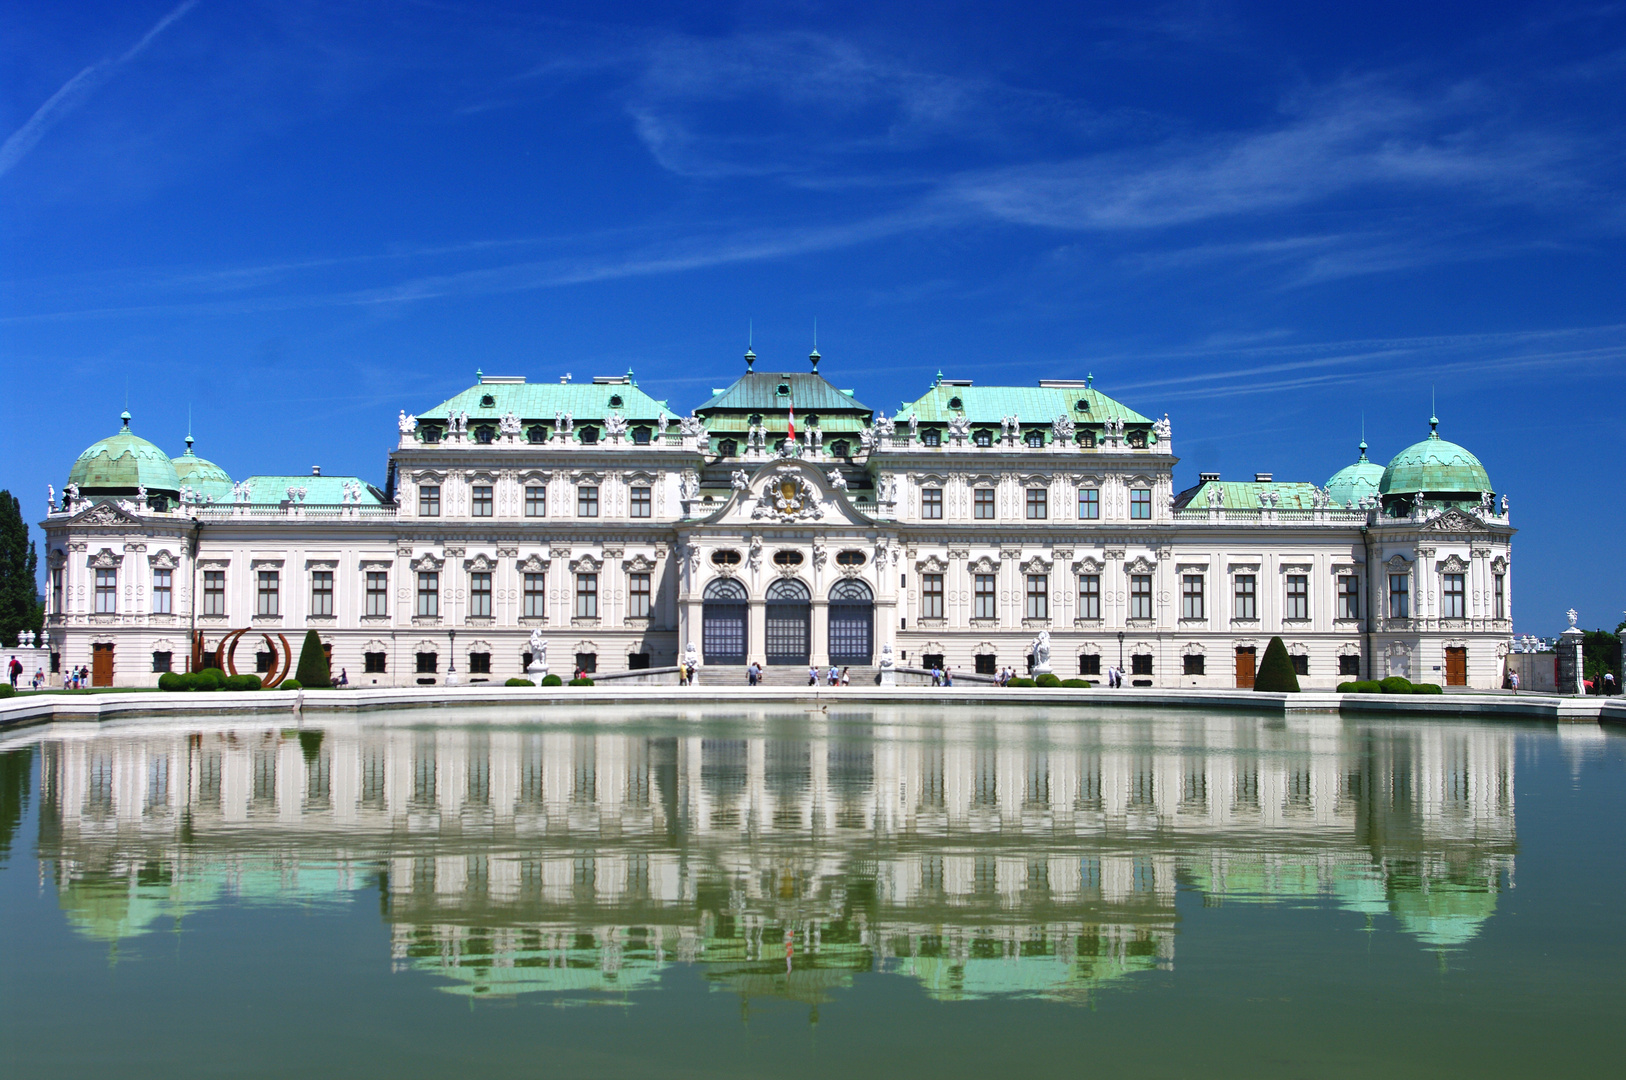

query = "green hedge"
[
  {"left": 1379, "top": 676, "right": 1413, "bottom": 694},
  {"left": 541, "top": 674, "right": 563, "bottom": 686},
  {"left": 280, "top": 679, "right": 302, "bottom": 690},
  {"left": 1254, "top": 637, "right": 1300, "bottom": 692},
  {"left": 1060, "top": 678, "right": 1090, "bottom": 688},
  {"left": 0, "top": 684, "right": 14, "bottom": 698},
  {"left": 1413, "top": 682, "right": 1443, "bottom": 694},
  {"left": 223, "top": 674, "right": 263, "bottom": 691},
  {"left": 568, "top": 677, "right": 594, "bottom": 687},
  {"left": 505, "top": 677, "right": 535, "bottom": 687},
  {"left": 1337, "top": 680, "right": 1383, "bottom": 693},
  {"left": 1035, "top": 673, "right": 1063, "bottom": 687},
  {"left": 1007, "top": 677, "right": 1035, "bottom": 688},
  {"left": 158, "top": 671, "right": 186, "bottom": 692}
]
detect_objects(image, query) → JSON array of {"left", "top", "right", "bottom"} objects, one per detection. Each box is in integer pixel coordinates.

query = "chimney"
[
  {"left": 312, "top": 466, "right": 322, "bottom": 476},
  {"left": 1254, "top": 472, "right": 1272, "bottom": 483},
  {"left": 1199, "top": 472, "right": 1220, "bottom": 483}
]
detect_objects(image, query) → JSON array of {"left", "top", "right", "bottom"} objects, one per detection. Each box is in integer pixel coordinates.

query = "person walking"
[
  {"left": 338, "top": 668, "right": 349, "bottom": 688},
  {"left": 7, "top": 655, "right": 20, "bottom": 689},
  {"left": 840, "top": 666, "right": 850, "bottom": 686},
  {"left": 808, "top": 664, "right": 818, "bottom": 686},
  {"left": 944, "top": 666, "right": 953, "bottom": 688},
  {"left": 1510, "top": 669, "right": 1520, "bottom": 694}
]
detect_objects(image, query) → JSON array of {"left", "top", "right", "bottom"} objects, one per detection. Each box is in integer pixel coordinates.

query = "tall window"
[
  {"left": 575, "top": 573, "right": 598, "bottom": 618},
  {"left": 470, "top": 572, "right": 492, "bottom": 617},
  {"left": 471, "top": 485, "right": 493, "bottom": 517},
  {"left": 922, "top": 487, "right": 943, "bottom": 519},
  {"left": 1389, "top": 574, "right": 1409, "bottom": 619},
  {"left": 1182, "top": 575, "right": 1204, "bottom": 620},
  {"left": 1078, "top": 488, "right": 1099, "bottom": 520},
  {"left": 417, "top": 572, "right": 439, "bottom": 617},
  {"left": 974, "top": 488, "right": 995, "bottom": 519},
  {"left": 577, "top": 486, "right": 599, "bottom": 517},
  {"left": 630, "top": 486, "right": 652, "bottom": 518},
  {"left": 1026, "top": 429, "right": 1044, "bottom": 448},
  {"left": 525, "top": 485, "right": 546, "bottom": 517},
  {"left": 203, "top": 570, "right": 226, "bottom": 616},
  {"left": 974, "top": 574, "right": 997, "bottom": 619},
  {"left": 1079, "top": 574, "right": 1101, "bottom": 620},
  {"left": 1494, "top": 574, "right": 1505, "bottom": 620},
  {"left": 1025, "top": 488, "right": 1048, "bottom": 520},
  {"left": 151, "top": 569, "right": 172, "bottom": 614},
  {"left": 921, "top": 574, "right": 945, "bottom": 619},
  {"left": 256, "top": 570, "right": 280, "bottom": 616},
  {"left": 1442, "top": 573, "right": 1465, "bottom": 619},
  {"left": 1025, "top": 574, "right": 1049, "bottom": 620},
  {"left": 628, "top": 573, "right": 651, "bottom": 618},
  {"left": 1337, "top": 576, "right": 1360, "bottom": 619},
  {"left": 1234, "top": 575, "right": 1257, "bottom": 620},
  {"left": 1130, "top": 488, "right": 1152, "bottom": 519},
  {"left": 524, "top": 573, "right": 546, "bottom": 619},
  {"left": 95, "top": 568, "right": 117, "bottom": 613},
  {"left": 366, "top": 571, "right": 388, "bottom": 616},
  {"left": 1285, "top": 575, "right": 1309, "bottom": 620},
  {"left": 419, "top": 485, "right": 440, "bottom": 517},
  {"left": 50, "top": 568, "right": 63, "bottom": 614},
  {"left": 310, "top": 571, "right": 334, "bottom": 616},
  {"left": 1130, "top": 574, "right": 1153, "bottom": 620}
]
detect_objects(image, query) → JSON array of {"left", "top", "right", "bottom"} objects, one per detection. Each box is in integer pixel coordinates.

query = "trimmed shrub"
[
  {"left": 1253, "top": 637, "right": 1300, "bottom": 692},
  {"left": 294, "top": 630, "right": 330, "bottom": 689},
  {"left": 1007, "top": 677, "right": 1035, "bottom": 688},
  {"left": 1413, "top": 682, "right": 1443, "bottom": 694},
  {"left": 568, "top": 677, "right": 595, "bottom": 687},
  {"left": 505, "top": 677, "right": 535, "bottom": 687},
  {"left": 187, "top": 669, "right": 224, "bottom": 691},
  {"left": 158, "top": 672, "right": 186, "bottom": 692},
  {"left": 1379, "top": 676, "right": 1413, "bottom": 694},
  {"left": 1337, "top": 680, "right": 1383, "bottom": 694},
  {"left": 540, "top": 674, "right": 563, "bottom": 687},
  {"left": 280, "top": 679, "right": 302, "bottom": 690},
  {"left": 0, "top": 684, "right": 14, "bottom": 698},
  {"left": 1035, "top": 673, "right": 1063, "bottom": 687},
  {"left": 1060, "top": 678, "right": 1090, "bottom": 688},
  {"left": 223, "top": 674, "right": 262, "bottom": 691}
]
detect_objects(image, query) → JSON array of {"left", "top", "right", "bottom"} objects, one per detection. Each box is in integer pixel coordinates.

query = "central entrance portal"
[
  {"left": 765, "top": 579, "right": 811, "bottom": 665},
  {"left": 827, "top": 579, "right": 874, "bottom": 666},
  {"left": 702, "top": 579, "right": 748, "bottom": 665}
]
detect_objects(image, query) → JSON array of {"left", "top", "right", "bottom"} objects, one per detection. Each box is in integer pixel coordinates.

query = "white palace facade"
[{"left": 40, "top": 349, "right": 1515, "bottom": 688}]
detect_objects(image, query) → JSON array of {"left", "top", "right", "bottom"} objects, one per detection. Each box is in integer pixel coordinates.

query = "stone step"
[{"left": 702, "top": 665, "right": 880, "bottom": 686}]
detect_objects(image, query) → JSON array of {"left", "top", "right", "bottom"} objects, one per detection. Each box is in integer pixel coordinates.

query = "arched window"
[
  {"left": 922, "top": 428, "right": 941, "bottom": 447},
  {"left": 608, "top": 394, "right": 624, "bottom": 408},
  {"left": 830, "top": 440, "right": 850, "bottom": 458},
  {"left": 578, "top": 426, "right": 598, "bottom": 444},
  {"left": 480, "top": 394, "right": 496, "bottom": 407},
  {"left": 421, "top": 426, "right": 442, "bottom": 444},
  {"left": 974, "top": 429, "right": 992, "bottom": 447},
  {"left": 765, "top": 578, "right": 810, "bottom": 602},
  {"left": 1127, "top": 429, "right": 1147, "bottom": 448},
  {"left": 829, "top": 578, "right": 873, "bottom": 602},
  {"left": 719, "top": 439, "right": 738, "bottom": 458},
  {"left": 632, "top": 426, "right": 651, "bottom": 444},
  {"left": 475, "top": 426, "right": 495, "bottom": 444},
  {"left": 703, "top": 578, "right": 748, "bottom": 601}
]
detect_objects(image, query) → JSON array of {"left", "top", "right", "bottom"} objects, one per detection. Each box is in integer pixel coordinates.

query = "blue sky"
[{"left": 2, "top": 1, "right": 1622, "bottom": 633}]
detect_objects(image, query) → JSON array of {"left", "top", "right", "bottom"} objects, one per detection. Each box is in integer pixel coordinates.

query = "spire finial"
[
  {"left": 1086, "top": 372, "right": 1094, "bottom": 389},
  {"left": 1430, "top": 387, "right": 1438, "bottom": 436},
  {"left": 1359, "top": 412, "right": 1367, "bottom": 459},
  {"left": 809, "top": 318, "right": 820, "bottom": 372},
  {"left": 745, "top": 320, "right": 756, "bottom": 372}
]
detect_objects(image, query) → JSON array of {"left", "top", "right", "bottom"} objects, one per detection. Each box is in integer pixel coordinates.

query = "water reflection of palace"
[{"left": 22, "top": 708, "right": 1516, "bottom": 1004}]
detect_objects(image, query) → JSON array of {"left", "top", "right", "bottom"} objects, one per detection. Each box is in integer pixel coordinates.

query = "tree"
[
  {"left": 1254, "top": 636, "right": 1301, "bottom": 692},
  {"left": 0, "top": 491, "right": 42, "bottom": 648},
  {"left": 1582, "top": 629, "right": 1622, "bottom": 689},
  {"left": 294, "top": 629, "right": 331, "bottom": 688}
]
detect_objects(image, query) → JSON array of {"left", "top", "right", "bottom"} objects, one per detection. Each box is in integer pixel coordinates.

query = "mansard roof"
[
  {"left": 695, "top": 370, "right": 870, "bottom": 415},
  {"left": 1173, "top": 479, "right": 1323, "bottom": 511},
  {"left": 421, "top": 375, "right": 678, "bottom": 424},
  {"left": 239, "top": 475, "right": 387, "bottom": 505},
  {"left": 894, "top": 379, "right": 1151, "bottom": 426}
]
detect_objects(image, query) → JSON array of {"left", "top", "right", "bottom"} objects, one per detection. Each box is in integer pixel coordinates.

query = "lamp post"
[
  {"left": 446, "top": 628, "right": 459, "bottom": 687},
  {"left": 1118, "top": 631, "right": 1125, "bottom": 674}
]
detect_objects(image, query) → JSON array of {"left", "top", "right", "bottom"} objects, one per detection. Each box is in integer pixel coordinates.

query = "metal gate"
[
  {"left": 827, "top": 579, "right": 873, "bottom": 666},
  {"left": 702, "top": 578, "right": 748, "bottom": 665},
  {"left": 765, "top": 578, "right": 811, "bottom": 665}
]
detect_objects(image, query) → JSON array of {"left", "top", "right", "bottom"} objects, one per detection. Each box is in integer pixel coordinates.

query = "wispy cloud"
[{"left": 0, "top": 1, "right": 198, "bottom": 178}]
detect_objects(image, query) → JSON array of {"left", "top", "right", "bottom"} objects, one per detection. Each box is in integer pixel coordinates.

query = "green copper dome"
[
  {"left": 1379, "top": 418, "right": 1491, "bottom": 498},
  {"left": 1325, "top": 441, "right": 1386, "bottom": 507},
  {"left": 67, "top": 412, "right": 182, "bottom": 495},
  {"left": 171, "top": 435, "right": 234, "bottom": 502}
]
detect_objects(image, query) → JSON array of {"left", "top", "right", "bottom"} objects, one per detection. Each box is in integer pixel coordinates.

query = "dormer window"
[
  {"left": 776, "top": 383, "right": 790, "bottom": 396},
  {"left": 712, "top": 550, "right": 742, "bottom": 566},
  {"left": 632, "top": 426, "right": 651, "bottom": 444},
  {"left": 749, "top": 413, "right": 763, "bottom": 425},
  {"left": 608, "top": 394, "right": 624, "bottom": 408},
  {"left": 1025, "top": 429, "right": 1045, "bottom": 448},
  {"left": 1075, "top": 398, "right": 1090, "bottom": 412},
  {"left": 421, "top": 427, "right": 442, "bottom": 444},
  {"left": 480, "top": 394, "right": 495, "bottom": 408},
  {"left": 948, "top": 396, "right": 963, "bottom": 410},
  {"left": 974, "top": 429, "right": 992, "bottom": 447},
  {"left": 922, "top": 428, "right": 941, "bottom": 447},
  {"left": 805, "top": 413, "right": 819, "bottom": 427},
  {"left": 475, "top": 426, "right": 495, "bottom": 444},
  {"left": 830, "top": 440, "right": 850, "bottom": 458},
  {"left": 579, "top": 426, "right": 599, "bottom": 445},
  {"left": 1081, "top": 429, "right": 1096, "bottom": 448},
  {"left": 718, "top": 439, "right": 737, "bottom": 457},
  {"left": 773, "top": 551, "right": 804, "bottom": 567},
  {"left": 1127, "top": 429, "right": 1147, "bottom": 449},
  {"left": 527, "top": 425, "right": 547, "bottom": 444}
]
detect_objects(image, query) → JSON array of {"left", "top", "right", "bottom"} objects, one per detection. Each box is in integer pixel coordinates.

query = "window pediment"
[
  {"left": 1437, "top": 554, "right": 1470, "bottom": 574},
  {"left": 88, "top": 547, "right": 123, "bottom": 568},
  {"left": 915, "top": 554, "right": 948, "bottom": 574},
  {"left": 413, "top": 470, "right": 447, "bottom": 484},
  {"left": 1020, "top": 555, "right": 1052, "bottom": 575},
  {"left": 149, "top": 549, "right": 178, "bottom": 570},
  {"left": 410, "top": 553, "right": 444, "bottom": 572},
  {"left": 516, "top": 553, "right": 550, "bottom": 573},
  {"left": 1073, "top": 556, "right": 1102, "bottom": 574},
  {"left": 1385, "top": 554, "right": 1412, "bottom": 571},
  {"left": 624, "top": 553, "right": 657, "bottom": 572},
  {"left": 1126, "top": 556, "right": 1157, "bottom": 575},
  {"left": 969, "top": 555, "right": 1000, "bottom": 574},
  {"left": 570, "top": 554, "right": 602, "bottom": 573},
  {"left": 464, "top": 553, "right": 498, "bottom": 572}
]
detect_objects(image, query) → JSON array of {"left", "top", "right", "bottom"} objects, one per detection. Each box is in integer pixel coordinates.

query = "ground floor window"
[
  {"left": 974, "top": 654, "right": 996, "bottom": 675},
  {"left": 416, "top": 652, "right": 437, "bottom": 674},
  {"left": 255, "top": 651, "right": 273, "bottom": 674},
  {"left": 1183, "top": 654, "right": 1204, "bottom": 675},
  {"left": 1079, "top": 654, "right": 1101, "bottom": 676},
  {"left": 364, "top": 652, "right": 386, "bottom": 673},
  {"left": 152, "top": 651, "right": 172, "bottom": 673},
  {"left": 922, "top": 653, "right": 945, "bottom": 671},
  {"left": 1291, "top": 655, "right": 1309, "bottom": 676},
  {"left": 575, "top": 652, "right": 597, "bottom": 674},
  {"left": 1131, "top": 654, "right": 1153, "bottom": 676},
  {"left": 1339, "top": 654, "right": 1360, "bottom": 676},
  {"left": 468, "top": 652, "right": 491, "bottom": 674},
  {"left": 628, "top": 652, "right": 651, "bottom": 670}
]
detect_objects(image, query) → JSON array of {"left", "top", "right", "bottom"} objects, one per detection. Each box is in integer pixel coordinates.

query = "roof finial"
[
  {"left": 1086, "top": 372, "right": 1094, "bottom": 389},
  {"left": 185, "top": 406, "right": 194, "bottom": 454},
  {"left": 120, "top": 409, "right": 131, "bottom": 430},
  {"left": 1359, "top": 412, "right": 1367, "bottom": 459},
  {"left": 1430, "top": 387, "right": 1438, "bottom": 437},
  {"left": 809, "top": 317, "right": 820, "bottom": 372},
  {"left": 745, "top": 319, "right": 756, "bottom": 372}
]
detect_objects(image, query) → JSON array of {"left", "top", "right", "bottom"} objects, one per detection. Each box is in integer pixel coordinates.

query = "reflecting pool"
[{"left": 2, "top": 706, "right": 1624, "bottom": 1078}]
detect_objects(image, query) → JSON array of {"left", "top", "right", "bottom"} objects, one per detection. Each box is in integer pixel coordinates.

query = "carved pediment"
[
  {"left": 149, "top": 549, "right": 178, "bottom": 570},
  {"left": 969, "top": 555, "right": 1001, "bottom": 575},
  {"left": 88, "top": 547, "right": 123, "bottom": 568},
  {"left": 570, "top": 553, "right": 603, "bottom": 573},
  {"left": 916, "top": 554, "right": 948, "bottom": 574},
  {"left": 410, "top": 553, "right": 444, "bottom": 572},
  {"left": 1437, "top": 554, "right": 1470, "bottom": 574},
  {"left": 1423, "top": 508, "right": 1488, "bottom": 534},
  {"left": 1491, "top": 555, "right": 1508, "bottom": 573},
  {"left": 1020, "top": 555, "right": 1053, "bottom": 575},
  {"left": 1073, "top": 556, "right": 1102, "bottom": 575},
  {"left": 625, "top": 553, "right": 657, "bottom": 573},
  {"left": 1385, "top": 554, "right": 1412, "bottom": 571},
  {"left": 516, "top": 553, "right": 550, "bottom": 574},
  {"left": 1126, "top": 555, "right": 1156, "bottom": 575},
  {"left": 74, "top": 502, "right": 143, "bottom": 527},
  {"left": 464, "top": 553, "right": 498, "bottom": 572}
]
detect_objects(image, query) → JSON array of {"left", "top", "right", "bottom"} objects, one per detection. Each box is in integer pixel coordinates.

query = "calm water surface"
[{"left": 2, "top": 705, "right": 1623, "bottom": 1078}]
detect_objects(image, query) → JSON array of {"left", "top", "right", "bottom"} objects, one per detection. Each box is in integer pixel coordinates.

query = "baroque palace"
[{"left": 41, "top": 348, "right": 1514, "bottom": 688}]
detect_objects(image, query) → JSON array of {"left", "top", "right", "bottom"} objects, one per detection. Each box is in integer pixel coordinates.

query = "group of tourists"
[
  {"left": 677, "top": 661, "right": 698, "bottom": 685},
  {"left": 7, "top": 655, "right": 47, "bottom": 691},
  {"left": 928, "top": 665, "right": 953, "bottom": 687},
  {"left": 808, "top": 665, "right": 851, "bottom": 686}
]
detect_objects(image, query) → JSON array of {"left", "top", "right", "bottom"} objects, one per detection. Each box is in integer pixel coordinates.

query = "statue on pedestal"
[
  {"left": 1030, "top": 630, "right": 1053, "bottom": 676},
  {"left": 527, "top": 629, "right": 547, "bottom": 677}
]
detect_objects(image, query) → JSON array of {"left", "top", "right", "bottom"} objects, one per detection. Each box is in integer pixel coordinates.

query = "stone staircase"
[{"left": 703, "top": 665, "right": 881, "bottom": 687}]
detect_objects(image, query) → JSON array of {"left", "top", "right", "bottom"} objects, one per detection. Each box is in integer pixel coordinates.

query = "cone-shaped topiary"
[
  {"left": 1253, "top": 636, "right": 1300, "bottom": 692},
  {"left": 294, "top": 630, "right": 330, "bottom": 689}
]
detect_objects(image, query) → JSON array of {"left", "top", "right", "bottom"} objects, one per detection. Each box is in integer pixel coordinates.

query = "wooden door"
[
  {"left": 91, "top": 643, "right": 114, "bottom": 687},
  {"left": 1235, "top": 647, "right": 1256, "bottom": 688},
  {"left": 1445, "top": 647, "right": 1467, "bottom": 687}
]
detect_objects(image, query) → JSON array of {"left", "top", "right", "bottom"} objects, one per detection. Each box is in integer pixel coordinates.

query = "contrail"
[{"left": 0, "top": 0, "right": 198, "bottom": 178}]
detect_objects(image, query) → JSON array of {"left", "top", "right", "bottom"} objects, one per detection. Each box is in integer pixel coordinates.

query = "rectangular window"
[
  {"left": 151, "top": 569, "right": 172, "bottom": 614},
  {"left": 575, "top": 652, "right": 597, "bottom": 674},
  {"left": 1078, "top": 574, "right": 1101, "bottom": 620},
  {"left": 1183, "top": 654, "right": 1205, "bottom": 676},
  {"left": 417, "top": 572, "right": 439, "bottom": 618},
  {"left": 1285, "top": 575, "right": 1309, "bottom": 620},
  {"left": 152, "top": 651, "right": 172, "bottom": 673},
  {"left": 471, "top": 485, "right": 493, "bottom": 517},
  {"left": 922, "top": 487, "right": 943, "bottom": 519},
  {"left": 1025, "top": 574, "right": 1049, "bottom": 620},
  {"left": 364, "top": 652, "right": 387, "bottom": 674},
  {"left": 1078, "top": 488, "right": 1099, "bottom": 520},
  {"left": 256, "top": 570, "right": 280, "bottom": 617},
  {"left": 1234, "top": 575, "right": 1257, "bottom": 620},
  {"left": 366, "top": 571, "right": 388, "bottom": 616},
  {"left": 1442, "top": 573, "right": 1465, "bottom": 619},
  {"left": 1130, "top": 488, "right": 1152, "bottom": 519},
  {"left": 1130, "top": 574, "right": 1153, "bottom": 620},
  {"left": 630, "top": 486, "right": 652, "bottom": 518},
  {"left": 525, "top": 485, "right": 546, "bottom": 518},
  {"left": 1131, "top": 654, "right": 1153, "bottom": 676},
  {"left": 974, "top": 574, "right": 997, "bottom": 620},
  {"left": 1291, "top": 655, "right": 1309, "bottom": 676},
  {"left": 524, "top": 573, "right": 546, "bottom": 619},
  {"left": 1337, "top": 575, "right": 1360, "bottom": 620},
  {"left": 1181, "top": 575, "right": 1204, "bottom": 620},
  {"left": 203, "top": 570, "right": 225, "bottom": 616},
  {"left": 575, "top": 573, "right": 598, "bottom": 618},
  {"left": 1389, "top": 574, "right": 1410, "bottom": 619},
  {"left": 310, "top": 570, "right": 334, "bottom": 616},
  {"left": 470, "top": 572, "right": 492, "bottom": 618},
  {"left": 1494, "top": 574, "right": 1505, "bottom": 620},
  {"left": 51, "top": 568, "right": 63, "bottom": 614},
  {"left": 1079, "top": 654, "right": 1101, "bottom": 676},
  {"left": 974, "top": 488, "right": 995, "bottom": 519},
  {"left": 1339, "top": 654, "right": 1361, "bottom": 677},
  {"left": 416, "top": 652, "right": 437, "bottom": 674},
  {"left": 419, "top": 485, "right": 440, "bottom": 517},
  {"left": 628, "top": 573, "right": 651, "bottom": 618},
  {"left": 95, "top": 569, "right": 118, "bottom": 613},
  {"left": 1025, "top": 488, "right": 1048, "bottom": 520},
  {"left": 468, "top": 652, "right": 491, "bottom": 675},
  {"left": 921, "top": 574, "right": 944, "bottom": 619},
  {"left": 577, "top": 486, "right": 599, "bottom": 517}
]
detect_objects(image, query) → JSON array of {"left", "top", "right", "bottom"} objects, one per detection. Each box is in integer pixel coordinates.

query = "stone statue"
[
  {"left": 64, "top": 483, "right": 79, "bottom": 509},
  {"left": 47, "top": 485, "right": 55, "bottom": 512},
  {"left": 684, "top": 640, "right": 700, "bottom": 671},
  {"left": 874, "top": 412, "right": 895, "bottom": 437},
  {"left": 908, "top": 414, "right": 919, "bottom": 441},
  {"left": 749, "top": 534, "right": 763, "bottom": 570},
  {"left": 859, "top": 426, "right": 877, "bottom": 451},
  {"left": 878, "top": 640, "right": 896, "bottom": 685},
  {"left": 680, "top": 472, "right": 699, "bottom": 500},
  {"left": 1030, "top": 630, "right": 1053, "bottom": 676},
  {"left": 1206, "top": 485, "right": 1223, "bottom": 508},
  {"left": 499, "top": 411, "right": 522, "bottom": 437},
  {"left": 1051, "top": 415, "right": 1074, "bottom": 444},
  {"left": 136, "top": 485, "right": 148, "bottom": 506},
  {"left": 827, "top": 469, "right": 847, "bottom": 491},
  {"left": 527, "top": 630, "right": 547, "bottom": 676},
  {"left": 1153, "top": 413, "right": 1172, "bottom": 444},
  {"left": 604, "top": 415, "right": 628, "bottom": 440},
  {"left": 1479, "top": 491, "right": 1493, "bottom": 514},
  {"left": 557, "top": 412, "right": 574, "bottom": 437},
  {"left": 731, "top": 469, "right": 750, "bottom": 493},
  {"left": 947, "top": 415, "right": 970, "bottom": 442},
  {"left": 679, "top": 415, "right": 704, "bottom": 439},
  {"left": 879, "top": 642, "right": 895, "bottom": 668},
  {"left": 398, "top": 410, "right": 416, "bottom": 434},
  {"left": 656, "top": 414, "right": 669, "bottom": 438},
  {"left": 1501, "top": 494, "right": 1509, "bottom": 514}
]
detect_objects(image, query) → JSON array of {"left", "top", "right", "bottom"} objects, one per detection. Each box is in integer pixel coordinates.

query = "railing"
[{"left": 1171, "top": 508, "right": 1370, "bottom": 525}]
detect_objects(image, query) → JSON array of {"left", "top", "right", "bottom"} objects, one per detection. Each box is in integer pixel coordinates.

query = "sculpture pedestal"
[
  {"left": 526, "top": 663, "right": 547, "bottom": 681},
  {"left": 879, "top": 665, "right": 896, "bottom": 686},
  {"left": 1032, "top": 663, "right": 1053, "bottom": 679},
  {"left": 444, "top": 672, "right": 460, "bottom": 687}
]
